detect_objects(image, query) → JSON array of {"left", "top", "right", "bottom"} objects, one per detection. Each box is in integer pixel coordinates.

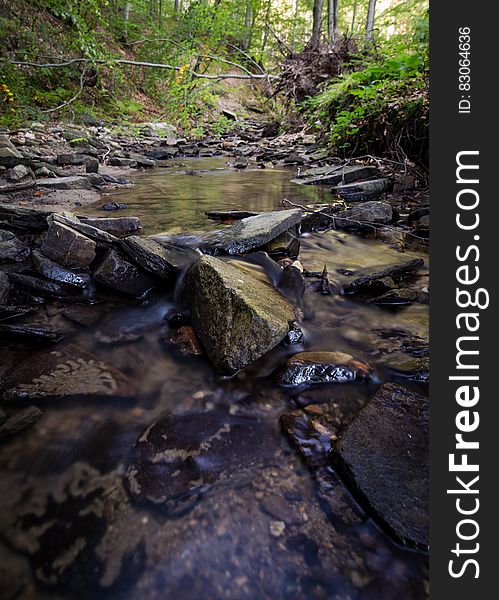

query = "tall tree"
[
  {"left": 310, "top": 0, "right": 324, "bottom": 48},
  {"left": 365, "top": 0, "right": 377, "bottom": 42},
  {"left": 327, "top": 0, "right": 338, "bottom": 43}
]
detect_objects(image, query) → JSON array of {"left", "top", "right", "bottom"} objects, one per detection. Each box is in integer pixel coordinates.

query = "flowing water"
[{"left": 0, "top": 158, "right": 429, "bottom": 599}]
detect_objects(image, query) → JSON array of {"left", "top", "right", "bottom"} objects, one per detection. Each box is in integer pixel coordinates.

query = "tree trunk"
[
  {"left": 327, "top": 0, "right": 338, "bottom": 43},
  {"left": 366, "top": 0, "right": 377, "bottom": 43},
  {"left": 350, "top": 1, "right": 357, "bottom": 35},
  {"left": 291, "top": 0, "right": 299, "bottom": 51},
  {"left": 310, "top": 0, "right": 324, "bottom": 49}
]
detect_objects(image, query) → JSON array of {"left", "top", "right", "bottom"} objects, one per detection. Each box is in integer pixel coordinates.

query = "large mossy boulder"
[{"left": 183, "top": 255, "right": 296, "bottom": 374}]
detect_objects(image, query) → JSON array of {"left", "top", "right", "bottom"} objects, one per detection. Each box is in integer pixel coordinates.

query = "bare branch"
[
  {"left": 2, "top": 57, "right": 275, "bottom": 80},
  {"left": 42, "top": 66, "right": 87, "bottom": 113}
]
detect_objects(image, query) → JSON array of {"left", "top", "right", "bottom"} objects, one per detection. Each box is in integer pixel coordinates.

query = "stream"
[{"left": 0, "top": 158, "right": 429, "bottom": 599}]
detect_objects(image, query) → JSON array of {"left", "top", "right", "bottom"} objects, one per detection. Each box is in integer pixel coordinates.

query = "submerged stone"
[
  {"left": 333, "top": 383, "right": 429, "bottom": 548},
  {"left": 276, "top": 351, "right": 374, "bottom": 386},
  {"left": 0, "top": 406, "right": 42, "bottom": 440},
  {"left": 126, "top": 408, "right": 279, "bottom": 511},
  {"left": 41, "top": 220, "right": 96, "bottom": 269},
  {"left": 1, "top": 344, "right": 137, "bottom": 401},
  {"left": 202, "top": 209, "right": 302, "bottom": 255},
  {"left": 183, "top": 255, "right": 296, "bottom": 374}
]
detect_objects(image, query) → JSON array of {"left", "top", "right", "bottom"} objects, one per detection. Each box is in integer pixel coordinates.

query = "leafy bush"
[{"left": 304, "top": 47, "right": 428, "bottom": 165}]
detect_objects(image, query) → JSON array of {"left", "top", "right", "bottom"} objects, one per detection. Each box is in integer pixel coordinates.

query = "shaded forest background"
[{"left": 0, "top": 0, "right": 428, "bottom": 164}]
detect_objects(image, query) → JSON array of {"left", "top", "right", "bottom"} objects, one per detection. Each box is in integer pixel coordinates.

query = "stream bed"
[{"left": 0, "top": 159, "right": 429, "bottom": 599}]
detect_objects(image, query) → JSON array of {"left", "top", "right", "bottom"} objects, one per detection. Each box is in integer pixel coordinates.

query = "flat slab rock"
[
  {"left": 184, "top": 255, "right": 296, "bottom": 374},
  {"left": 202, "top": 209, "right": 302, "bottom": 255},
  {"left": 79, "top": 216, "right": 141, "bottom": 237},
  {"left": 36, "top": 176, "right": 92, "bottom": 190},
  {"left": 0, "top": 205, "right": 52, "bottom": 232},
  {"left": 332, "top": 178, "right": 393, "bottom": 201},
  {"left": 120, "top": 236, "right": 179, "bottom": 279},
  {"left": 333, "top": 383, "right": 429, "bottom": 548},
  {"left": 292, "top": 164, "right": 380, "bottom": 186},
  {"left": 276, "top": 351, "right": 375, "bottom": 386},
  {"left": 1, "top": 344, "right": 137, "bottom": 401},
  {"left": 32, "top": 250, "right": 90, "bottom": 289},
  {"left": 41, "top": 220, "right": 96, "bottom": 269},
  {"left": 343, "top": 258, "right": 425, "bottom": 295},
  {"left": 126, "top": 408, "right": 280, "bottom": 512},
  {"left": 334, "top": 201, "right": 394, "bottom": 227}
]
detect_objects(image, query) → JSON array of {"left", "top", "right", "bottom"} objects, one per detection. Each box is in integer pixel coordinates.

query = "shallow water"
[{"left": 0, "top": 158, "right": 429, "bottom": 599}]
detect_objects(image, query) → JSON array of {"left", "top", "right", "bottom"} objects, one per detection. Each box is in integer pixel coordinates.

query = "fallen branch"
[{"left": 2, "top": 57, "right": 276, "bottom": 81}]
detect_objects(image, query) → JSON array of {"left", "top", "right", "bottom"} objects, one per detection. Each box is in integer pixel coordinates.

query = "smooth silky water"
[{"left": 0, "top": 158, "right": 429, "bottom": 599}]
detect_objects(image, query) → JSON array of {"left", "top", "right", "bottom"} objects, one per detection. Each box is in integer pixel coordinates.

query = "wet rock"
[
  {"left": 1, "top": 344, "right": 137, "bottom": 401},
  {"left": 41, "top": 220, "right": 96, "bottom": 269},
  {"left": 234, "top": 157, "right": 249, "bottom": 169},
  {"left": 368, "top": 288, "right": 422, "bottom": 306},
  {"left": 52, "top": 213, "right": 118, "bottom": 246},
  {"left": 276, "top": 352, "right": 374, "bottom": 386},
  {"left": 0, "top": 271, "right": 10, "bottom": 304},
  {"left": 286, "top": 322, "right": 305, "bottom": 345},
  {"left": 36, "top": 176, "right": 92, "bottom": 190},
  {"left": 126, "top": 408, "right": 279, "bottom": 511},
  {"left": 128, "top": 153, "right": 155, "bottom": 168},
  {"left": 263, "top": 231, "right": 300, "bottom": 258},
  {"left": 61, "top": 304, "right": 105, "bottom": 326},
  {"left": 145, "top": 148, "right": 179, "bottom": 160},
  {"left": 109, "top": 157, "right": 135, "bottom": 167},
  {"left": 334, "top": 201, "right": 393, "bottom": 228},
  {"left": 203, "top": 209, "right": 302, "bottom": 255},
  {"left": 278, "top": 265, "right": 305, "bottom": 308},
  {"left": 32, "top": 250, "right": 90, "bottom": 289},
  {"left": 301, "top": 206, "right": 339, "bottom": 232},
  {"left": 0, "top": 230, "right": 29, "bottom": 263},
  {"left": 101, "top": 202, "right": 128, "bottom": 211},
  {"left": 94, "top": 250, "right": 155, "bottom": 297},
  {"left": 169, "top": 325, "right": 204, "bottom": 356},
  {"left": 0, "top": 205, "right": 52, "bottom": 232},
  {"left": 120, "top": 236, "right": 179, "bottom": 279},
  {"left": 332, "top": 178, "right": 393, "bottom": 201},
  {"left": 0, "top": 406, "right": 42, "bottom": 440},
  {"left": 343, "top": 258, "right": 425, "bottom": 295},
  {"left": 6, "top": 164, "right": 31, "bottom": 182},
  {"left": 0, "top": 323, "right": 65, "bottom": 343},
  {"left": 333, "top": 383, "right": 429, "bottom": 548},
  {"left": 79, "top": 216, "right": 141, "bottom": 237},
  {"left": 184, "top": 255, "right": 296, "bottom": 373},
  {"left": 206, "top": 210, "right": 259, "bottom": 221},
  {"left": 8, "top": 273, "right": 79, "bottom": 299},
  {"left": 292, "top": 164, "right": 379, "bottom": 186}
]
